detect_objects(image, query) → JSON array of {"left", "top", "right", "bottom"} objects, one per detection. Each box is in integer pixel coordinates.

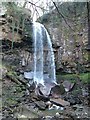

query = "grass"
[
  {"left": 56, "top": 72, "right": 90, "bottom": 84},
  {"left": 79, "top": 72, "right": 90, "bottom": 83}
]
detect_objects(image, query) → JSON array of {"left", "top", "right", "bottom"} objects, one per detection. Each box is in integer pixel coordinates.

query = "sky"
[
  {"left": 1, "top": 0, "right": 89, "bottom": 21},
  {"left": 0, "top": 0, "right": 89, "bottom": 2}
]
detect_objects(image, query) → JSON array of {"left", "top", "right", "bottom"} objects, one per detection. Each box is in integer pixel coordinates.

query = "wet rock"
[
  {"left": 28, "top": 82, "right": 35, "bottom": 92},
  {"left": 35, "top": 101, "right": 47, "bottom": 110},
  {"left": 15, "top": 68, "right": 24, "bottom": 75},
  {"left": 49, "top": 104, "right": 64, "bottom": 110},
  {"left": 39, "top": 85, "right": 51, "bottom": 97},
  {"left": 21, "top": 58, "right": 26, "bottom": 67},
  {"left": 62, "top": 80, "right": 75, "bottom": 92},
  {"left": 0, "top": 18, "right": 7, "bottom": 25},
  {"left": 35, "top": 85, "right": 42, "bottom": 97},
  {"left": 28, "top": 81, "right": 34, "bottom": 86},
  {"left": 46, "top": 101, "right": 52, "bottom": 108},
  {"left": 51, "top": 84, "right": 65, "bottom": 98},
  {"left": 34, "top": 86, "right": 50, "bottom": 101},
  {"left": 0, "top": 66, "right": 7, "bottom": 78},
  {"left": 72, "top": 104, "right": 83, "bottom": 111},
  {"left": 43, "top": 116, "right": 53, "bottom": 120},
  {"left": 82, "top": 88, "right": 89, "bottom": 97},
  {"left": 35, "top": 82, "right": 55, "bottom": 98},
  {"left": 71, "top": 104, "right": 90, "bottom": 118},
  {"left": 24, "top": 71, "right": 33, "bottom": 79},
  {"left": 55, "top": 112, "right": 60, "bottom": 117},
  {"left": 64, "top": 95, "right": 81, "bottom": 105},
  {"left": 50, "top": 98, "right": 70, "bottom": 107}
]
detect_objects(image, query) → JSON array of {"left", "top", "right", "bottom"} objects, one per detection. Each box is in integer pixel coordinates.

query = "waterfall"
[
  {"left": 33, "top": 22, "right": 56, "bottom": 86},
  {"left": 33, "top": 22, "right": 44, "bottom": 85}
]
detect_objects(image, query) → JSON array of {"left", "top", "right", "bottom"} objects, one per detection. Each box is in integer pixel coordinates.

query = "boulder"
[
  {"left": 51, "top": 84, "right": 65, "bottom": 98},
  {"left": 62, "top": 80, "right": 75, "bottom": 92},
  {"left": 50, "top": 98, "right": 70, "bottom": 107},
  {"left": 35, "top": 101, "right": 47, "bottom": 110}
]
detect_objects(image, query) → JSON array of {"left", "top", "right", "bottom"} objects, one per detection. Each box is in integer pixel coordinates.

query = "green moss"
[
  {"left": 79, "top": 73, "right": 90, "bottom": 83},
  {"left": 57, "top": 72, "right": 90, "bottom": 84},
  {"left": 7, "top": 71, "right": 17, "bottom": 76},
  {"left": 7, "top": 98, "right": 18, "bottom": 105},
  {"left": 56, "top": 74, "right": 78, "bottom": 83}
]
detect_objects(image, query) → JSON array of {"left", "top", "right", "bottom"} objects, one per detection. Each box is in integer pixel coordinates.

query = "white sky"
[
  {"left": 0, "top": 0, "right": 89, "bottom": 2},
  {"left": 1, "top": 0, "right": 89, "bottom": 21}
]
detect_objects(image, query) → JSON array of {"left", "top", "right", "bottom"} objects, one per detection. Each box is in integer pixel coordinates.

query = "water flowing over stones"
[{"left": 33, "top": 22, "right": 56, "bottom": 86}]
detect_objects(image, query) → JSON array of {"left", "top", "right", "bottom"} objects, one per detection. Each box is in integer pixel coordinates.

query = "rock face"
[
  {"left": 46, "top": 25, "right": 62, "bottom": 69},
  {"left": 1, "top": 3, "right": 88, "bottom": 73},
  {"left": 44, "top": 21, "right": 87, "bottom": 72},
  {"left": 40, "top": 4, "right": 88, "bottom": 72}
]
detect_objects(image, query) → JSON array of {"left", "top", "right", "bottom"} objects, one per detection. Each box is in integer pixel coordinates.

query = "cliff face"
[
  {"left": 44, "top": 22, "right": 87, "bottom": 70},
  {"left": 39, "top": 2, "right": 88, "bottom": 73},
  {"left": 1, "top": 2, "right": 88, "bottom": 73}
]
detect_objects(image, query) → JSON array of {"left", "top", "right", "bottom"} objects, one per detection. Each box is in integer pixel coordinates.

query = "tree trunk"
[{"left": 87, "top": 2, "right": 90, "bottom": 51}]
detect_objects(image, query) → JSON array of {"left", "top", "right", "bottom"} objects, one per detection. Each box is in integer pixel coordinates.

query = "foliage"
[
  {"left": 79, "top": 72, "right": 90, "bottom": 83},
  {"left": 58, "top": 2, "right": 86, "bottom": 18},
  {"left": 2, "top": 2, "right": 32, "bottom": 49},
  {"left": 40, "top": 14, "right": 50, "bottom": 23}
]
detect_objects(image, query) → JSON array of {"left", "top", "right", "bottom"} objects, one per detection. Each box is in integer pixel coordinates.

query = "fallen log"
[
  {"left": 6, "top": 71, "right": 37, "bottom": 93},
  {"left": 6, "top": 71, "right": 22, "bottom": 85}
]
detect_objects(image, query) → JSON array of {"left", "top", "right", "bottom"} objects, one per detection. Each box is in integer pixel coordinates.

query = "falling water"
[
  {"left": 33, "top": 22, "right": 56, "bottom": 86},
  {"left": 33, "top": 22, "right": 44, "bottom": 85}
]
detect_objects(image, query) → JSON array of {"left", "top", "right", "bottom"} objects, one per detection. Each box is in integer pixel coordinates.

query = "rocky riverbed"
[{"left": 1, "top": 42, "right": 90, "bottom": 120}]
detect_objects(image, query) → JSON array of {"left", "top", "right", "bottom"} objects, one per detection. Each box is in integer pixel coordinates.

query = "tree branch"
[
  {"left": 26, "top": 0, "right": 48, "bottom": 11},
  {"left": 51, "top": 1, "right": 75, "bottom": 31},
  {"left": 87, "top": 2, "right": 90, "bottom": 49}
]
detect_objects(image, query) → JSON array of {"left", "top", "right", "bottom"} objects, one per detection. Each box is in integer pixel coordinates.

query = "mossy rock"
[
  {"left": 56, "top": 72, "right": 90, "bottom": 84},
  {"left": 79, "top": 72, "right": 90, "bottom": 83}
]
